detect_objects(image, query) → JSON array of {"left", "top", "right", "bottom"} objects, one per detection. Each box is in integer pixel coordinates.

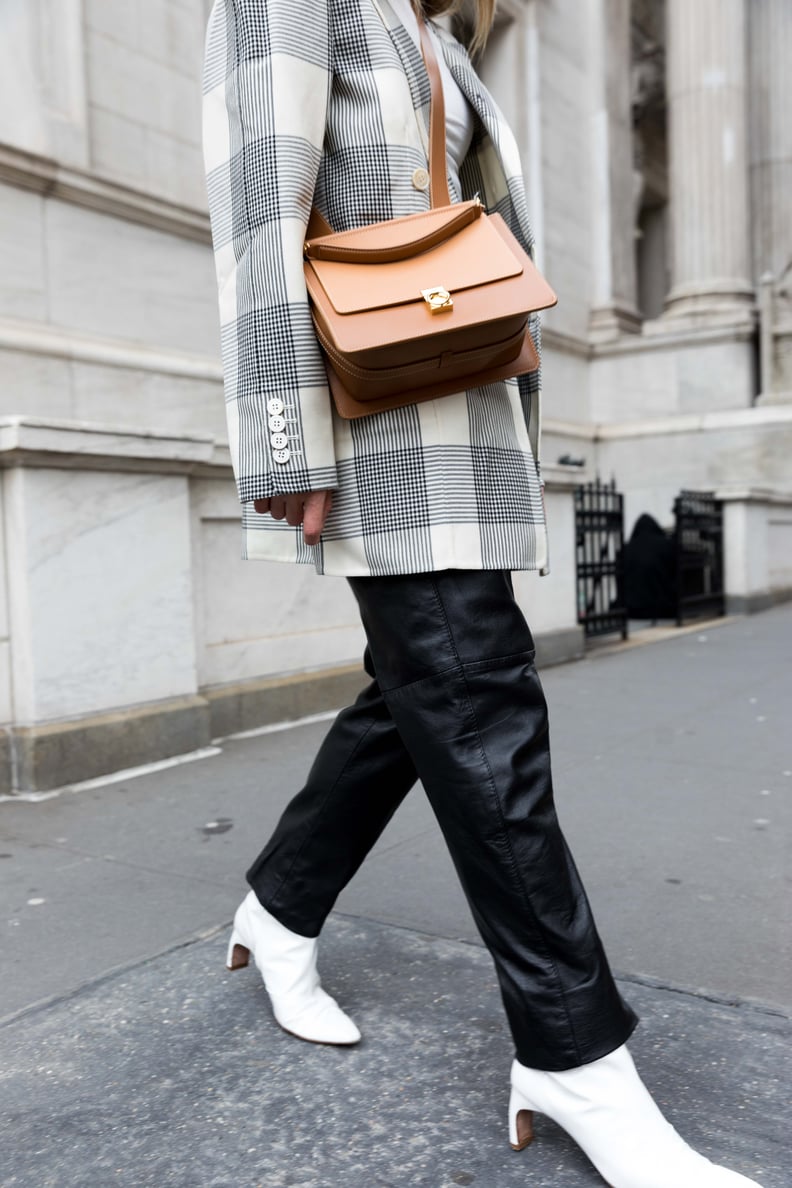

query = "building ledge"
[
  {"left": 0, "top": 415, "right": 227, "bottom": 476},
  {"left": 593, "top": 315, "right": 756, "bottom": 357},
  {"left": 0, "top": 316, "right": 223, "bottom": 382},
  {"left": 545, "top": 404, "right": 792, "bottom": 442},
  {"left": 0, "top": 143, "right": 211, "bottom": 244},
  {"left": 714, "top": 486, "right": 792, "bottom": 506}
]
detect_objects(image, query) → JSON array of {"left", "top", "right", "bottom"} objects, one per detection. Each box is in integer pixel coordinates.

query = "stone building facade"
[{"left": 0, "top": 0, "right": 790, "bottom": 793}]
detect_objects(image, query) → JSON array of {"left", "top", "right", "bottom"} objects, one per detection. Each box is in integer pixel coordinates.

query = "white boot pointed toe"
[
  {"left": 509, "top": 1045, "right": 763, "bottom": 1188},
  {"left": 273, "top": 994, "right": 362, "bottom": 1047},
  {"left": 226, "top": 891, "right": 361, "bottom": 1046}
]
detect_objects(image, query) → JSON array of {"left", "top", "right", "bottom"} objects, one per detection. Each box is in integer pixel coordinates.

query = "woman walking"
[{"left": 202, "top": 3, "right": 762, "bottom": 1184}]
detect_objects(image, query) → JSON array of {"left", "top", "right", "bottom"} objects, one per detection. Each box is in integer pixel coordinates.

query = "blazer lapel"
[
  {"left": 371, "top": 0, "right": 432, "bottom": 158},
  {"left": 368, "top": 2, "right": 530, "bottom": 247},
  {"left": 371, "top": 2, "right": 499, "bottom": 161}
]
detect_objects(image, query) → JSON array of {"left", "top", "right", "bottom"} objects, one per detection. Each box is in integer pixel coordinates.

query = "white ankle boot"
[
  {"left": 226, "top": 891, "right": 361, "bottom": 1046},
  {"left": 509, "top": 1044, "right": 763, "bottom": 1188}
]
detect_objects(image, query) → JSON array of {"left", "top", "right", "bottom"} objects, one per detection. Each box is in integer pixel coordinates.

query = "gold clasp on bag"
[{"left": 421, "top": 286, "right": 454, "bottom": 314}]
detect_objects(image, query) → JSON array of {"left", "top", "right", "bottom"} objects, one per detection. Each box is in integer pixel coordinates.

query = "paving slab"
[{"left": 0, "top": 918, "right": 786, "bottom": 1188}]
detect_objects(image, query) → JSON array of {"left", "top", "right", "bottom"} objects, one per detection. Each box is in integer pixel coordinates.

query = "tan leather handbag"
[{"left": 303, "top": 17, "right": 557, "bottom": 419}]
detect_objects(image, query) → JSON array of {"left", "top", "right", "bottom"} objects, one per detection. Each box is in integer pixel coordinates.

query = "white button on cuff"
[
  {"left": 273, "top": 448, "right": 290, "bottom": 464},
  {"left": 267, "top": 398, "right": 285, "bottom": 415},
  {"left": 271, "top": 432, "right": 288, "bottom": 449},
  {"left": 268, "top": 414, "right": 286, "bottom": 432},
  {"left": 411, "top": 167, "right": 430, "bottom": 191}
]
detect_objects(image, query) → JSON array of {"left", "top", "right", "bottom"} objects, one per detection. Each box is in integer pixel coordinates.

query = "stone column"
[
  {"left": 750, "top": 0, "right": 792, "bottom": 399},
  {"left": 588, "top": 0, "right": 642, "bottom": 340},
  {"left": 664, "top": 0, "right": 754, "bottom": 322}
]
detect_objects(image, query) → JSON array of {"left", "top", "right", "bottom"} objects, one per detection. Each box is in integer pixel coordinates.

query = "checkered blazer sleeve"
[
  {"left": 203, "top": 0, "right": 338, "bottom": 503},
  {"left": 517, "top": 313, "right": 542, "bottom": 479}
]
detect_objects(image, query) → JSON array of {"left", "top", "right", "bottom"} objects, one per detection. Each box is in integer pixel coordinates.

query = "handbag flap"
[
  {"left": 305, "top": 201, "right": 482, "bottom": 261},
  {"left": 307, "top": 214, "right": 523, "bottom": 316}
]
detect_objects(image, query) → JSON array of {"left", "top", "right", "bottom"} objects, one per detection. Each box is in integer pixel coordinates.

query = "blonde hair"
[{"left": 415, "top": 0, "right": 496, "bottom": 56}]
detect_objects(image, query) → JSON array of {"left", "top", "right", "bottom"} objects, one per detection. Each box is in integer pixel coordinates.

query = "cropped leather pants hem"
[{"left": 247, "top": 568, "right": 638, "bottom": 1071}]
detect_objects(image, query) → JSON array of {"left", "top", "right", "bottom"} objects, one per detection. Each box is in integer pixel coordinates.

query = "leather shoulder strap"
[
  {"left": 417, "top": 17, "right": 451, "bottom": 209},
  {"left": 308, "top": 11, "right": 452, "bottom": 237}
]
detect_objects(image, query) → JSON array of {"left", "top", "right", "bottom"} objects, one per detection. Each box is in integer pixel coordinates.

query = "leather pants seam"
[
  {"left": 265, "top": 708, "right": 382, "bottom": 914},
  {"left": 427, "top": 575, "right": 584, "bottom": 1065},
  {"left": 379, "top": 647, "right": 537, "bottom": 694}
]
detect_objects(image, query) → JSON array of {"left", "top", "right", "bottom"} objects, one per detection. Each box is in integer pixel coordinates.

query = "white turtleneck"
[{"left": 389, "top": 0, "right": 475, "bottom": 197}]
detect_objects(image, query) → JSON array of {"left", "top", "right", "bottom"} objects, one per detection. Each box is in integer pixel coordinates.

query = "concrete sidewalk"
[{"left": 1, "top": 604, "right": 790, "bottom": 1186}]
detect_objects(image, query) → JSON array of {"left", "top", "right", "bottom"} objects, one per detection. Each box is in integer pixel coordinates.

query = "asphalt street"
[{"left": 1, "top": 603, "right": 790, "bottom": 1187}]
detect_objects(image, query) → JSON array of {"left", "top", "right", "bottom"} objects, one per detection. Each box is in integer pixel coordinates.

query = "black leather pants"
[{"left": 247, "top": 569, "right": 638, "bottom": 1070}]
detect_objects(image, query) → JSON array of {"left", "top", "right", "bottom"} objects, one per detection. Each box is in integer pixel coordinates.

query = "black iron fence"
[
  {"left": 574, "top": 478, "right": 628, "bottom": 640},
  {"left": 673, "top": 490, "right": 725, "bottom": 625},
  {"left": 575, "top": 482, "right": 725, "bottom": 639}
]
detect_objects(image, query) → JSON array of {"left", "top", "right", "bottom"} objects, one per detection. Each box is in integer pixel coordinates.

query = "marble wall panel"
[
  {"left": 541, "top": 427, "right": 593, "bottom": 476},
  {"left": 591, "top": 338, "right": 754, "bottom": 423},
  {"left": 86, "top": 30, "right": 201, "bottom": 147},
  {"left": 85, "top": 32, "right": 151, "bottom": 135},
  {"left": 139, "top": 0, "right": 207, "bottom": 78},
  {"left": 84, "top": 0, "right": 206, "bottom": 205},
  {"left": 598, "top": 420, "right": 792, "bottom": 535},
  {"left": 768, "top": 513, "right": 792, "bottom": 591},
  {"left": 44, "top": 199, "right": 218, "bottom": 355},
  {"left": 537, "top": 0, "right": 593, "bottom": 341},
  {"left": 0, "top": 1, "right": 51, "bottom": 158},
  {"left": 478, "top": 16, "right": 522, "bottom": 143},
  {"left": 84, "top": 0, "right": 139, "bottom": 47},
  {"left": 722, "top": 502, "right": 792, "bottom": 600},
  {"left": 193, "top": 499, "right": 365, "bottom": 689},
  {"left": 6, "top": 467, "right": 199, "bottom": 722},
  {"left": 541, "top": 344, "right": 592, "bottom": 428},
  {"left": 89, "top": 107, "right": 149, "bottom": 191},
  {"left": 591, "top": 349, "right": 678, "bottom": 423},
  {"left": 143, "top": 130, "right": 207, "bottom": 212},
  {"left": 69, "top": 361, "right": 225, "bottom": 440},
  {"left": 0, "top": 483, "right": 9, "bottom": 640},
  {"left": 512, "top": 487, "right": 579, "bottom": 633},
  {"left": 0, "top": 484, "right": 11, "bottom": 724},
  {"left": 0, "top": 186, "right": 48, "bottom": 323},
  {"left": 675, "top": 341, "right": 755, "bottom": 415},
  {"left": 723, "top": 503, "right": 766, "bottom": 599},
  {"left": 189, "top": 471, "right": 240, "bottom": 522},
  {"left": 85, "top": 0, "right": 206, "bottom": 63},
  {"left": 772, "top": 328, "right": 792, "bottom": 394},
  {"left": 0, "top": 641, "right": 12, "bottom": 726},
  {"left": 0, "top": 350, "right": 73, "bottom": 420}
]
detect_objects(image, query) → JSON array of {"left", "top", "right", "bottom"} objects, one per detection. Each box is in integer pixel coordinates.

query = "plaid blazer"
[{"left": 203, "top": 0, "right": 548, "bottom": 576}]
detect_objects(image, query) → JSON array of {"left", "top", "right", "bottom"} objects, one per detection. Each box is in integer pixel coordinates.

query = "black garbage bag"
[{"left": 623, "top": 513, "right": 676, "bottom": 619}]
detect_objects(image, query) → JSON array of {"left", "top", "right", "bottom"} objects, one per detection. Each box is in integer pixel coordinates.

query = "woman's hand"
[{"left": 253, "top": 490, "right": 334, "bottom": 546}]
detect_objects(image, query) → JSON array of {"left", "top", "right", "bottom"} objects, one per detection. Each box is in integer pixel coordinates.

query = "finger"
[
  {"left": 253, "top": 498, "right": 271, "bottom": 514},
  {"left": 285, "top": 496, "right": 304, "bottom": 528},
  {"left": 270, "top": 496, "right": 286, "bottom": 520},
  {"left": 302, "top": 490, "right": 331, "bottom": 546}
]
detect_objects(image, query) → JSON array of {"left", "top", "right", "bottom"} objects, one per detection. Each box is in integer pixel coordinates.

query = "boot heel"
[
  {"left": 226, "top": 929, "right": 250, "bottom": 971},
  {"left": 508, "top": 1085, "right": 535, "bottom": 1151}
]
